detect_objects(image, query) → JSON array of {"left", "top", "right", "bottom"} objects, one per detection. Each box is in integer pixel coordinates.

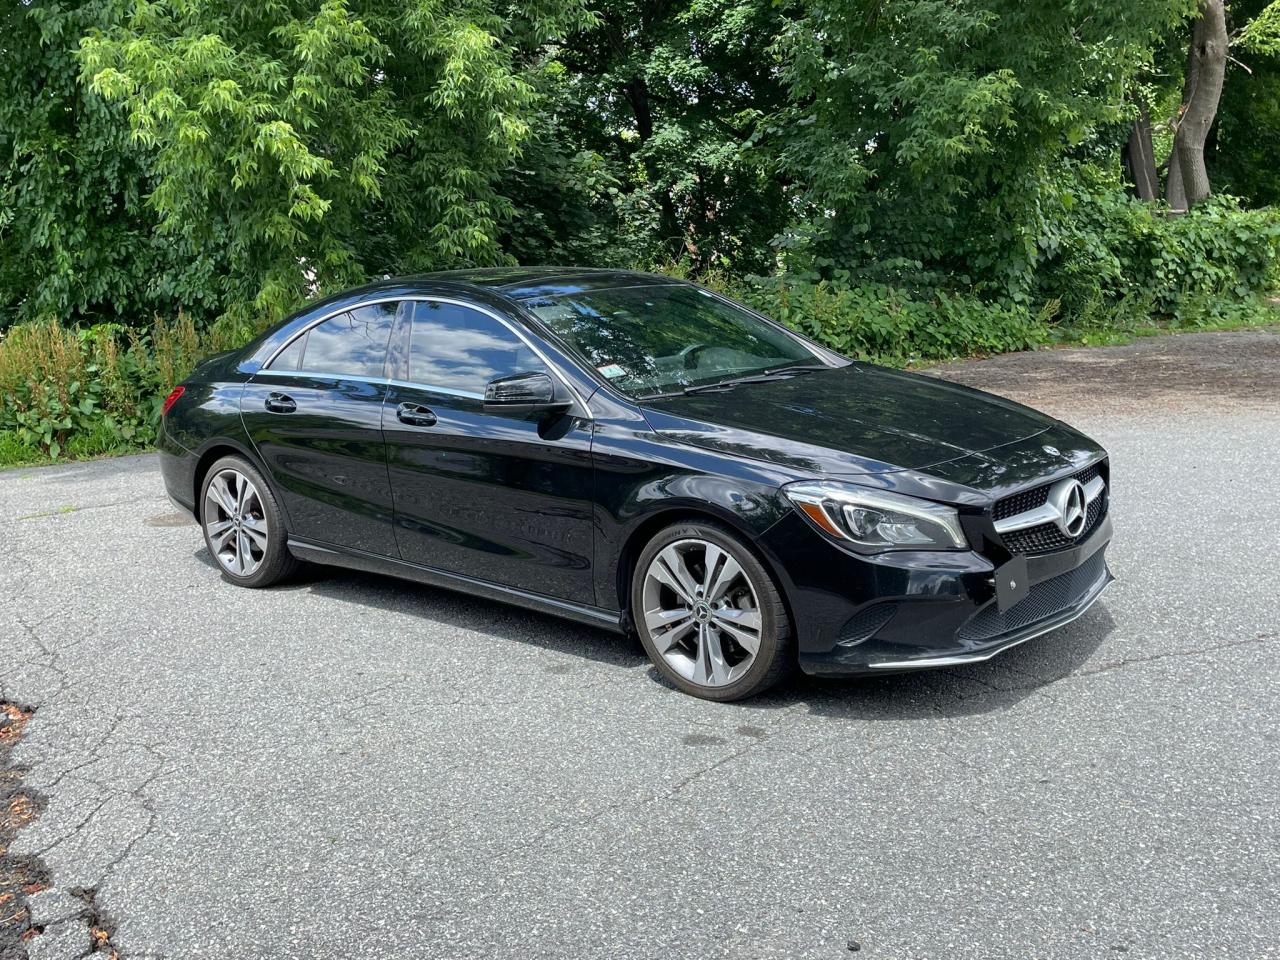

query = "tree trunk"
[
  {"left": 1124, "top": 98, "right": 1159, "bottom": 201},
  {"left": 1168, "top": 0, "right": 1228, "bottom": 210},
  {"left": 1167, "top": 147, "right": 1187, "bottom": 212},
  {"left": 623, "top": 76, "right": 682, "bottom": 258},
  {"left": 1166, "top": 29, "right": 1199, "bottom": 212}
]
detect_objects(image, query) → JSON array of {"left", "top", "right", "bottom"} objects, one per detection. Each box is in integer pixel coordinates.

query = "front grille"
[
  {"left": 995, "top": 462, "right": 1106, "bottom": 556},
  {"left": 959, "top": 551, "right": 1108, "bottom": 641},
  {"left": 993, "top": 463, "right": 1101, "bottom": 521},
  {"left": 1003, "top": 496, "right": 1105, "bottom": 554}
]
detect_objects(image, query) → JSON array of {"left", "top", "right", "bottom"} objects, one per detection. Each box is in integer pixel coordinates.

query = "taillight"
[{"left": 162, "top": 385, "right": 185, "bottom": 417}]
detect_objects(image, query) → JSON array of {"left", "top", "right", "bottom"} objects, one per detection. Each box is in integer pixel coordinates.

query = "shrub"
[
  {"left": 682, "top": 184, "right": 1280, "bottom": 364},
  {"left": 1035, "top": 179, "right": 1280, "bottom": 328},
  {"left": 0, "top": 314, "right": 216, "bottom": 459},
  {"left": 65, "top": 419, "right": 133, "bottom": 460},
  {"left": 0, "top": 324, "right": 94, "bottom": 460},
  {"left": 0, "top": 431, "right": 41, "bottom": 467},
  {"left": 721, "top": 276, "right": 1052, "bottom": 366}
]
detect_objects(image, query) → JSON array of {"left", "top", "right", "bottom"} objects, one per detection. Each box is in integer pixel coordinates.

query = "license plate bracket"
[{"left": 994, "top": 555, "right": 1030, "bottom": 613}]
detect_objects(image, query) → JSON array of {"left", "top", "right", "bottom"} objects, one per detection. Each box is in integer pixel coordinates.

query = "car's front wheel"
[
  {"left": 199, "top": 455, "right": 299, "bottom": 588},
  {"left": 632, "top": 521, "right": 792, "bottom": 701}
]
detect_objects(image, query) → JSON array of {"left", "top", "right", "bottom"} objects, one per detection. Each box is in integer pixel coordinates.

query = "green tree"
[
  {"left": 767, "top": 0, "right": 1194, "bottom": 298},
  {"left": 1212, "top": 0, "right": 1280, "bottom": 206},
  {"left": 0, "top": 1, "right": 217, "bottom": 330},
  {"left": 546, "top": 0, "right": 791, "bottom": 273},
  {"left": 79, "top": 0, "right": 593, "bottom": 333},
  {"left": 1125, "top": 0, "right": 1280, "bottom": 209}
]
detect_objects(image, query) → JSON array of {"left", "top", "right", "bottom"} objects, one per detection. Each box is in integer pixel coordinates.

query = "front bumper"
[
  {"left": 855, "top": 550, "right": 1112, "bottom": 671},
  {"left": 759, "top": 511, "right": 1114, "bottom": 677}
]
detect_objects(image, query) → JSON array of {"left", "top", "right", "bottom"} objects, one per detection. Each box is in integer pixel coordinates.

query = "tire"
[
  {"left": 198, "top": 454, "right": 300, "bottom": 588},
  {"left": 631, "top": 521, "right": 793, "bottom": 702}
]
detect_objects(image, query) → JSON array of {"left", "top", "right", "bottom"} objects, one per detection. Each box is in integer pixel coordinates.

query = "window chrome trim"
[
  {"left": 255, "top": 294, "right": 591, "bottom": 416},
  {"left": 259, "top": 296, "right": 407, "bottom": 372},
  {"left": 252, "top": 369, "right": 388, "bottom": 387},
  {"left": 386, "top": 379, "right": 483, "bottom": 401}
]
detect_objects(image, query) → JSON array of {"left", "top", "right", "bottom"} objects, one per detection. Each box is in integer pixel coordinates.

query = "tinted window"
[
  {"left": 300, "top": 303, "right": 398, "bottom": 378},
  {"left": 408, "top": 302, "right": 546, "bottom": 395},
  {"left": 268, "top": 332, "right": 306, "bottom": 371},
  {"left": 525, "top": 285, "right": 817, "bottom": 398}
]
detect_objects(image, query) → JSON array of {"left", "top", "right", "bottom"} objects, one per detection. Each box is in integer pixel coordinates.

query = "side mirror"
[{"left": 483, "top": 371, "right": 571, "bottom": 415}]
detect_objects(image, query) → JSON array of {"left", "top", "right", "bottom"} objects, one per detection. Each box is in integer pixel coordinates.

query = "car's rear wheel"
[
  {"left": 632, "top": 522, "right": 792, "bottom": 701},
  {"left": 199, "top": 455, "right": 299, "bottom": 588}
]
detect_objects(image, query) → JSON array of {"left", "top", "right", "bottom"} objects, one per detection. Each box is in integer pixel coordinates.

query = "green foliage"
[
  {"left": 77, "top": 0, "right": 594, "bottom": 332},
  {"left": 1213, "top": 68, "right": 1280, "bottom": 207},
  {"left": 538, "top": 0, "right": 791, "bottom": 273},
  {"left": 1239, "top": 0, "right": 1280, "bottom": 55},
  {"left": 731, "top": 276, "right": 1052, "bottom": 366},
  {"left": 1, "top": 0, "right": 1279, "bottom": 467},
  {"left": 1035, "top": 179, "right": 1280, "bottom": 324},
  {"left": 684, "top": 181, "right": 1280, "bottom": 366},
  {"left": 1209, "top": 0, "right": 1280, "bottom": 206},
  {"left": 768, "top": 0, "right": 1195, "bottom": 298},
  {"left": 498, "top": 100, "right": 643, "bottom": 267},
  {"left": 0, "top": 431, "right": 42, "bottom": 468},
  {"left": 0, "top": 1, "right": 222, "bottom": 331},
  {"left": 0, "top": 316, "right": 215, "bottom": 460}
]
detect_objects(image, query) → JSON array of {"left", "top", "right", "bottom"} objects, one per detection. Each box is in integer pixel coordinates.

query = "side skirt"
[{"left": 286, "top": 537, "right": 627, "bottom": 634}]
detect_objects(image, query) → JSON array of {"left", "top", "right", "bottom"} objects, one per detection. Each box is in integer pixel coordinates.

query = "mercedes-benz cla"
[{"left": 159, "top": 269, "right": 1113, "bottom": 700}]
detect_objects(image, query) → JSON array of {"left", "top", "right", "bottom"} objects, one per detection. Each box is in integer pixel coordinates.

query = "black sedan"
[{"left": 159, "top": 269, "right": 1113, "bottom": 701}]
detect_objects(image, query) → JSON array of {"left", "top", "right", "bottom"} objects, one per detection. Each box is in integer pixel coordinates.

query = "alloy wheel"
[
  {"left": 204, "top": 468, "right": 269, "bottom": 577},
  {"left": 640, "top": 538, "right": 763, "bottom": 688}
]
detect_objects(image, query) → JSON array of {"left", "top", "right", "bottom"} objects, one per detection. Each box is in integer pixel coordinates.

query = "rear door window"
[
  {"left": 268, "top": 302, "right": 399, "bottom": 378},
  {"left": 267, "top": 332, "right": 306, "bottom": 371},
  {"left": 303, "top": 303, "right": 399, "bottom": 378}
]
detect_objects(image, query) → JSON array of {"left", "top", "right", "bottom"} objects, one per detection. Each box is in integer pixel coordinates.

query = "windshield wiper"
[
  {"left": 636, "top": 380, "right": 748, "bottom": 400},
  {"left": 688, "top": 365, "right": 830, "bottom": 392},
  {"left": 637, "top": 365, "right": 829, "bottom": 401},
  {"left": 762, "top": 363, "right": 830, "bottom": 376},
  {"left": 635, "top": 383, "right": 736, "bottom": 400}
]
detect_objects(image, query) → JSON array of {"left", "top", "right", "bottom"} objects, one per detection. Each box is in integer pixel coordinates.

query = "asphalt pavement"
[{"left": 1, "top": 329, "right": 1277, "bottom": 960}]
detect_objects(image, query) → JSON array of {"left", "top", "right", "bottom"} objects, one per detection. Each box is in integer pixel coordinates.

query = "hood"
[{"left": 639, "top": 363, "right": 1066, "bottom": 482}]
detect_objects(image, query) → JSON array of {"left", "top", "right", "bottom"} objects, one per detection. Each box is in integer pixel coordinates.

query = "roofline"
[
  {"left": 386, "top": 268, "right": 686, "bottom": 296},
  {"left": 271, "top": 268, "right": 691, "bottom": 333}
]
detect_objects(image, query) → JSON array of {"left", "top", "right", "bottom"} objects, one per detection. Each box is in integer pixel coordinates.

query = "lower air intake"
[
  {"left": 959, "top": 551, "right": 1109, "bottom": 642},
  {"left": 838, "top": 603, "right": 897, "bottom": 645}
]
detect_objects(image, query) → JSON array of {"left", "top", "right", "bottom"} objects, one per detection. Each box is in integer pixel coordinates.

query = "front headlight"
[{"left": 783, "top": 481, "right": 968, "bottom": 552}]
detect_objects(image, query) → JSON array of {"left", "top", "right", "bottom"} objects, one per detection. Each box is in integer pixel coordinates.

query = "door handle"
[
  {"left": 396, "top": 402, "right": 437, "bottom": 427},
  {"left": 264, "top": 392, "right": 296, "bottom": 414}
]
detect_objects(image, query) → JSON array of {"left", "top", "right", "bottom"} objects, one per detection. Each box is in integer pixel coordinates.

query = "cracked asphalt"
[{"left": 1, "top": 329, "right": 1278, "bottom": 960}]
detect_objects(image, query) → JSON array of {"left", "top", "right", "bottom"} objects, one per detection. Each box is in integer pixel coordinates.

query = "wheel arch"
[
  {"left": 191, "top": 438, "right": 278, "bottom": 523},
  {"left": 613, "top": 505, "right": 798, "bottom": 638}
]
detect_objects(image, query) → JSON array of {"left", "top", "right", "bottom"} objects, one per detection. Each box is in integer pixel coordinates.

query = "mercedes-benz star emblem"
[{"left": 1047, "top": 477, "right": 1089, "bottom": 537}]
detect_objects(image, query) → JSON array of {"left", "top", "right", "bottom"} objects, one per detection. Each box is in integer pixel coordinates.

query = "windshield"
[{"left": 523, "top": 285, "right": 822, "bottom": 398}]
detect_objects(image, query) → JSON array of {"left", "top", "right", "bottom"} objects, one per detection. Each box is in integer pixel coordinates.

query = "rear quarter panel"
[{"left": 160, "top": 363, "right": 255, "bottom": 518}]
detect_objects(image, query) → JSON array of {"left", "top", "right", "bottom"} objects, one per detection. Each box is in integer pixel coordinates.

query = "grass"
[
  {"left": 0, "top": 433, "right": 145, "bottom": 470},
  {"left": 1041, "top": 290, "right": 1280, "bottom": 350},
  {"left": 17, "top": 505, "right": 79, "bottom": 520},
  {"left": 0, "top": 434, "right": 45, "bottom": 469}
]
